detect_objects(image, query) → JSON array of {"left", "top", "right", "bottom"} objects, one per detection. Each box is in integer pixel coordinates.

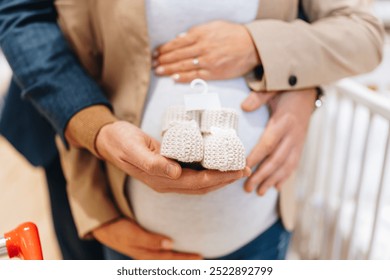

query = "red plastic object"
[{"left": 4, "top": 222, "right": 43, "bottom": 260}]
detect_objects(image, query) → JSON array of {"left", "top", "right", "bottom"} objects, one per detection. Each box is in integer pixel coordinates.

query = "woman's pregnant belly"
[{"left": 127, "top": 75, "right": 279, "bottom": 258}]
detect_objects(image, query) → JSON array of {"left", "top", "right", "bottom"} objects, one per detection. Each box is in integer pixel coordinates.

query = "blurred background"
[
  {"left": 290, "top": 0, "right": 390, "bottom": 260},
  {"left": 1, "top": 0, "right": 390, "bottom": 260}
]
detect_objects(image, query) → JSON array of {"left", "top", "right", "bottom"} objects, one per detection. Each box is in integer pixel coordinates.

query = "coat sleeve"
[
  {"left": 55, "top": 137, "right": 121, "bottom": 239},
  {"left": 245, "top": 0, "right": 385, "bottom": 91},
  {"left": 0, "top": 0, "right": 112, "bottom": 145}
]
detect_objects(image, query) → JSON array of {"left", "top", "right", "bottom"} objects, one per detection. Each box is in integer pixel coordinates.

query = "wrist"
[
  {"left": 95, "top": 121, "right": 115, "bottom": 160},
  {"left": 91, "top": 216, "right": 123, "bottom": 239},
  {"left": 242, "top": 25, "right": 261, "bottom": 68},
  {"left": 65, "top": 105, "right": 118, "bottom": 157},
  {"left": 303, "top": 88, "right": 318, "bottom": 112}
]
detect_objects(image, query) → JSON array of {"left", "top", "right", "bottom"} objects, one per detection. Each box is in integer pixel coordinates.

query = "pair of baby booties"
[{"left": 160, "top": 106, "right": 246, "bottom": 171}]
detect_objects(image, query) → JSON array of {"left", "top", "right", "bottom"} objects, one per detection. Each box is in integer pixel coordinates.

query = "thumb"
[
  {"left": 132, "top": 138, "right": 182, "bottom": 179},
  {"left": 137, "top": 229, "right": 175, "bottom": 251},
  {"left": 241, "top": 91, "right": 277, "bottom": 112}
]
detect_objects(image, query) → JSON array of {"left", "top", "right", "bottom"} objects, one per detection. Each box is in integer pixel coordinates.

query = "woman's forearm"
[{"left": 246, "top": 0, "right": 384, "bottom": 92}]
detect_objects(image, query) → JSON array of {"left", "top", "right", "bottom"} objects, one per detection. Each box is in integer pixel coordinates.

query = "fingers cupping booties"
[{"left": 161, "top": 106, "right": 246, "bottom": 171}]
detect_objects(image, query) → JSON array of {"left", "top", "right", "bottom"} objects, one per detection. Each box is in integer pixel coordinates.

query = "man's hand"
[
  {"left": 241, "top": 89, "right": 316, "bottom": 195},
  {"left": 96, "top": 121, "right": 250, "bottom": 194},
  {"left": 153, "top": 20, "right": 260, "bottom": 83},
  {"left": 92, "top": 218, "right": 202, "bottom": 260}
]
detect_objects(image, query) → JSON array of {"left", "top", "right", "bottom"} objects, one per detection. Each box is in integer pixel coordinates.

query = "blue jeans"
[{"left": 103, "top": 219, "right": 291, "bottom": 260}]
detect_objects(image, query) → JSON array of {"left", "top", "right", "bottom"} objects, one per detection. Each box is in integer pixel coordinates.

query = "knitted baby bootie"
[
  {"left": 201, "top": 109, "right": 246, "bottom": 171},
  {"left": 160, "top": 106, "right": 203, "bottom": 163}
]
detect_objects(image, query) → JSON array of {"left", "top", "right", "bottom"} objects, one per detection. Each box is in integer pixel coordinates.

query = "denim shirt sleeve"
[{"left": 0, "top": 0, "right": 111, "bottom": 144}]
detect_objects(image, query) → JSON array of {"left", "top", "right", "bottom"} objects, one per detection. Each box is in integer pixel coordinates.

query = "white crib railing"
[{"left": 291, "top": 79, "right": 390, "bottom": 260}]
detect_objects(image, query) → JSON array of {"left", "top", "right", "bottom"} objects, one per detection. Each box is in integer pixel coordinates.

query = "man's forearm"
[{"left": 0, "top": 0, "right": 112, "bottom": 148}]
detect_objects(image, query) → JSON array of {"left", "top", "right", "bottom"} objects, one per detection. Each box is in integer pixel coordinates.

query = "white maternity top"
[{"left": 126, "top": 0, "right": 278, "bottom": 258}]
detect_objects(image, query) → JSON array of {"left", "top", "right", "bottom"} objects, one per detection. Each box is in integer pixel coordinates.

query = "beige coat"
[{"left": 54, "top": 0, "right": 384, "bottom": 238}]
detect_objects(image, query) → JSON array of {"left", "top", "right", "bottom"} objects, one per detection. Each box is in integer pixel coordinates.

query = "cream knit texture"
[
  {"left": 201, "top": 109, "right": 246, "bottom": 171},
  {"left": 160, "top": 106, "right": 203, "bottom": 162}
]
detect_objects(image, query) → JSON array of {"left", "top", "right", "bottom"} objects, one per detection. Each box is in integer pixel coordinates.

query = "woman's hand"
[
  {"left": 241, "top": 89, "right": 317, "bottom": 195},
  {"left": 96, "top": 121, "right": 250, "bottom": 195},
  {"left": 92, "top": 218, "right": 202, "bottom": 260},
  {"left": 153, "top": 20, "right": 260, "bottom": 83}
]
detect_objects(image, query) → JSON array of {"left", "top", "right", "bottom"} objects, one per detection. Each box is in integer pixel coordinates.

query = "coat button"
[
  {"left": 254, "top": 65, "right": 264, "bottom": 80},
  {"left": 288, "top": 75, "right": 297, "bottom": 86}
]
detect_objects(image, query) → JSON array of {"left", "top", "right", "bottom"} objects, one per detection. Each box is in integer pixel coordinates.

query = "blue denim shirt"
[{"left": 0, "top": 0, "right": 112, "bottom": 166}]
